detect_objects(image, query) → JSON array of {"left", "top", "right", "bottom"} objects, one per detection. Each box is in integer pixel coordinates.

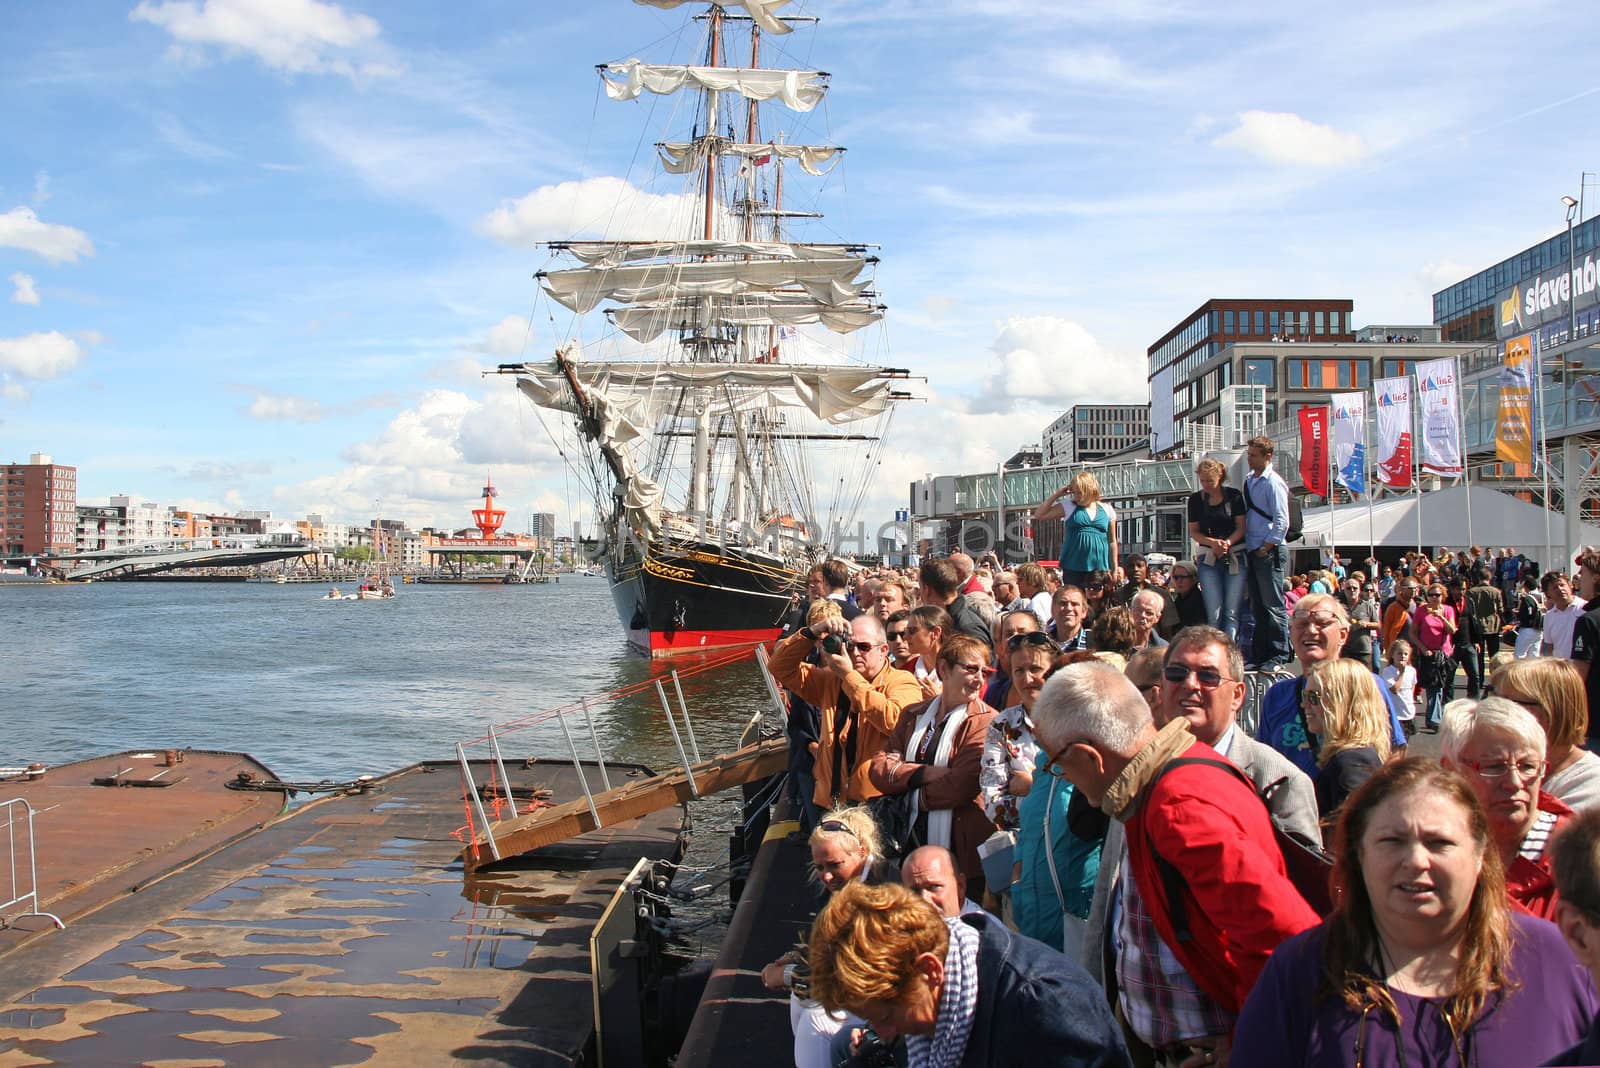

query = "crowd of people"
[{"left": 754, "top": 433, "right": 1600, "bottom": 1067}]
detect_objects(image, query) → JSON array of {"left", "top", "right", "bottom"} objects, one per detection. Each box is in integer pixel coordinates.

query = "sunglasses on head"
[
  {"left": 817, "top": 819, "right": 860, "bottom": 841},
  {"left": 1007, "top": 631, "right": 1055, "bottom": 651}
]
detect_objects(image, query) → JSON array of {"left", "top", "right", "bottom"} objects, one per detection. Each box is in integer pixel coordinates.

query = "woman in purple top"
[{"left": 1234, "top": 759, "right": 1596, "bottom": 1067}]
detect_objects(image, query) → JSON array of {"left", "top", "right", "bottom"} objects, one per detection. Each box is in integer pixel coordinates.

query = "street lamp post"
[{"left": 1564, "top": 195, "right": 1580, "bottom": 343}]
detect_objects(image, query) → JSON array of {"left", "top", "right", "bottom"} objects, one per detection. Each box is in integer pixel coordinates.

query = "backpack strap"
[{"left": 1143, "top": 756, "right": 1260, "bottom": 945}]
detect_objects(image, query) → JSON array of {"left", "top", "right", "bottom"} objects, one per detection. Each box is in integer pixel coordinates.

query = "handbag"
[{"left": 867, "top": 791, "right": 920, "bottom": 861}]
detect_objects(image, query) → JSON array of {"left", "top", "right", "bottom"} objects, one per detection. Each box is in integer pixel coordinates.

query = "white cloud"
[
  {"left": 1044, "top": 46, "right": 1162, "bottom": 92},
  {"left": 475, "top": 314, "right": 531, "bottom": 357},
  {"left": 0, "top": 207, "right": 95, "bottom": 264},
  {"left": 244, "top": 389, "right": 328, "bottom": 422},
  {"left": 9, "top": 272, "right": 40, "bottom": 306},
  {"left": 1212, "top": 110, "right": 1368, "bottom": 167},
  {"left": 478, "top": 177, "right": 700, "bottom": 246},
  {"left": 0, "top": 331, "right": 83, "bottom": 379},
  {"left": 969, "top": 316, "right": 1147, "bottom": 415},
  {"left": 153, "top": 112, "right": 232, "bottom": 161},
  {"left": 130, "top": 0, "right": 395, "bottom": 79}
]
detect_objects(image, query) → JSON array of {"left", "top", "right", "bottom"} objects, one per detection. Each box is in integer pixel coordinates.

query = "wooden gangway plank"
[{"left": 465, "top": 738, "right": 788, "bottom": 866}]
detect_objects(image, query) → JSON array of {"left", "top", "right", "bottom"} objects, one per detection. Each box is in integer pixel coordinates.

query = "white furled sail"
[
  {"left": 657, "top": 141, "right": 843, "bottom": 177},
  {"left": 600, "top": 60, "right": 828, "bottom": 112},
  {"left": 608, "top": 297, "right": 884, "bottom": 342},
  {"left": 633, "top": 0, "right": 795, "bottom": 35},
  {"left": 541, "top": 257, "right": 871, "bottom": 313},
  {"left": 554, "top": 239, "right": 857, "bottom": 268}
]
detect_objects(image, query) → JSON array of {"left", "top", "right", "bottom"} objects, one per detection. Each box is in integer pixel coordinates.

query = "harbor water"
[{"left": 2, "top": 576, "right": 777, "bottom": 781}]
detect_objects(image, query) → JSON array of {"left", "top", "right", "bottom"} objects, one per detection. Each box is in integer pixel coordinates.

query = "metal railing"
[
  {"left": 2, "top": 798, "right": 65, "bottom": 931},
  {"left": 450, "top": 647, "right": 784, "bottom": 864}
]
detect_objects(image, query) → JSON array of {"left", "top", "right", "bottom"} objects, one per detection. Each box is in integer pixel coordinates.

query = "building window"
[
  {"left": 1241, "top": 357, "right": 1272, "bottom": 386},
  {"left": 1223, "top": 310, "right": 1235, "bottom": 333},
  {"left": 1254, "top": 310, "right": 1265, "bottom": 334},
  {"left": 1314, "top": 311, "right": 1326, "bottom": 336}
]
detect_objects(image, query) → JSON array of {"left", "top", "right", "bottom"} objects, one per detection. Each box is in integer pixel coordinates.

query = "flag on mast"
[
  {"left": 1331, "top": 391, "right": 1367, "bottom": 496},
  {"left": 1373, "top": 376, "right": 1413, "bottom": 488},
  {"left": 1415, "top": 356, "right": 1463, "bottom": 478},
  {"left": 1299, "top": 406, "right": 1330, "bottom": 496},
  {"left": 1496, "top": 335, "right": 1537, "bottom": 465}
]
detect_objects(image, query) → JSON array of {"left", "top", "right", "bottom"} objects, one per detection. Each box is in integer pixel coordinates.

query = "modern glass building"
[{"left": 1433, "top": 214, "right": 1600, "bottom": 344}]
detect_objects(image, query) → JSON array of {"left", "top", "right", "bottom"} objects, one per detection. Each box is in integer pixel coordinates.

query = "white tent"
[{"left": 1298, "top": 484, "right": 1597, "bottom": 559}]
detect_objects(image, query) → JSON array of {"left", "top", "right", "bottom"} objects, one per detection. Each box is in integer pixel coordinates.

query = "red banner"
[{"left": 1299, "top": 406, "right": 1330, "bottom": 497}]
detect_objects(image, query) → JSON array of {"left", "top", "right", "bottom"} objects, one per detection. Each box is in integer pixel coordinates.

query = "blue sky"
[{"left": 2, "top": 0, "right": 1595, "bottom": 535}]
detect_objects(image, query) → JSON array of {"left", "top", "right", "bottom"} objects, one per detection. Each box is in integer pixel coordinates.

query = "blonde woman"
[
  {"left": 1302, "top": 658, "right": 1393, "bottom": 824},
  {"left": 760, "top": 806, "right": 897, "bottom": 1068},
  {"left": 1493, "top": 657, "right": 1600, "bottom": 813},
  {"left": 1033, "top": 471, "right": 1117, "bottom": 589}
]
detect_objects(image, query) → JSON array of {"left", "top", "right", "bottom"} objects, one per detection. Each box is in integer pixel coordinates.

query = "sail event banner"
[
  {"left": 1331, "top": 392, "right": 1367, "bottom": 496},
  {"left": 1299, "top": 406, "right": 1330, "bottom": 497},
  {"left": 1496, "top": 335, "right": 1537, "bottom": 464},
  {"left": 1373, "top": 376, "right": 1413, "bottom": 488},
  {"left": 1415, "top": 357, "right": 1463, "bottom": 478}
]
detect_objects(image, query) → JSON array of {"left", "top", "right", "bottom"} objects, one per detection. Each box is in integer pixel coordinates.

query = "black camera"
[
  {"left": 820, "top": 634, "right": 843, "bottom": 655},
  {"left": 851, "top": 1028, "right": 899, "bottom": 1068}
]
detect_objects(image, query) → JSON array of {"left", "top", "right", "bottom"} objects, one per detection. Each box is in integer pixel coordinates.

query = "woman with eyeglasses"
[
  {"left": 1440, "top": 696, "right": 1573, "bottom": 918},
  {"left": 870, "top": 635, "right": 999, "bottom": 899},
  {"left": 1233, "top": 759, "right": 1596, "bottom": 1066},
  {"left": 1301, "top": 659, "right": 1392, "bottom": 827},
  {"left": 1491, "top": 658, "right": 1600, "bottom": 813},
  {"left": 761, "top": 805, "right": 899, "bottom": 1068},
  {"left": 1034, "top": 471, "right": 1119, "bottom": 591},
  {"left": 1412, "top": 582, "right": 1459, "bottom": 731}
]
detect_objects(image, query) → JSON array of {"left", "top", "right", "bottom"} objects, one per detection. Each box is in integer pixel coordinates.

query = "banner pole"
[
  {"left": 1456, "top": 355, "right": 1473, "bottom": 554},
  {"left": 1536, "top": 337, "right": 1553, "bottom": 570},
  {"left": 1328, "top": 421, "right": 1338, "bottom": 573},
  {"left": 1413, "top": 371, "right": 1423, "bottom": 557}
]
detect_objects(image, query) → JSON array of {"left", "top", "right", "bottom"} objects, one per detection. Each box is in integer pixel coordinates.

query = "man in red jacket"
[{"left": 1031, "top": 659, "right": 1319, "bottom": 1068}]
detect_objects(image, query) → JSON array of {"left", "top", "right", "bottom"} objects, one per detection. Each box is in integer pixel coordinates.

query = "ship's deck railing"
[
  {"left": 0, "top": 797, "right": 65, "bottom": 932},
  {"left": 449, "top": 646, "right": 785, "bottom": 864}
]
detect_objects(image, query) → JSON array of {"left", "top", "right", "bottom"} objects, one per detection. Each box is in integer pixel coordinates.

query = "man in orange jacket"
[{"left": 769, "top": 611, "right": 922, "bottom": 809}]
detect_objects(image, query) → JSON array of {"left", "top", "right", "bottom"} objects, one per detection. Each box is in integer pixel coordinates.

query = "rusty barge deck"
[{"left": 0, "top": 755, "right": 686, "bottom": 1067}]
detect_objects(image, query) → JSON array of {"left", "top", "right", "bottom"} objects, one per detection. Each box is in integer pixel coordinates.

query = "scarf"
[
  {"left": 906, "top": 917, "right": 980, "bottom": 1068},
  {"left": 1098, "top": 718, "right": 1195, "bottom": 822},
  {"left": 906, "top": 696, "right": 971, "bottom": 850}
]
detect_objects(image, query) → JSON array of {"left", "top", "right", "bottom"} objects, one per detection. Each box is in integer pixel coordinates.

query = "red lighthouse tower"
[{"left": 471, "top": 476, "right": 506, "bottom": 541}]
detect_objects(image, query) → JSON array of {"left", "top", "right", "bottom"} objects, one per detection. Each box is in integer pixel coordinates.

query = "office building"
[
  {"left": 2, "top": 453, "right": 77, "bottom": 557},
  {"left": 1147, "top": 298, "right": 1355, "bottom": 453},
  {"left": 1041, "top": 405, "right": 1150, "bottom": 466}
]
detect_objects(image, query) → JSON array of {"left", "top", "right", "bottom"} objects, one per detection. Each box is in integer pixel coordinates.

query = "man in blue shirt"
[
  {"left": 1256, "top": 593, "right": 1408, "bottom": 776},
  {"left": 1241, "top": 435, "right": 1291, "bottom": 669}
]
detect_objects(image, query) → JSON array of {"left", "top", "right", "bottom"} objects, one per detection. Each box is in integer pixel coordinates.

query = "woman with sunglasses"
[
  {"left": 1491, "top": 657, "right": 1600, "bottom": 813},
  {"left": 1412, "top": 582, "right": 1458, "bottom": 731},
  {"left": 1440, "top": 696, "right": 1572, "bottom": 918},
  {"left": 760, "top": 805, "right": 898, "bottom": 1068},
  {"left": 1301, "top": 659, "right": 1391, "bottom": 828},
  {"left": 870, "top": 635, "right": 999, "bottom": 899},
  {"left": 1233, "top": 760, "right": 1595, "bottom": 1066}
]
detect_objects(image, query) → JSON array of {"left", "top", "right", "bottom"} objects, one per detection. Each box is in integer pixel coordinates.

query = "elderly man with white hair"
[
  {"left": 1440, "top": 695, "right": 1572, "bottom": 919},
  {"left": 1129, "top": 589, "right": 1170, "bottom": 652},
  {"left": 1031, "top": 660, "right": 1318, "bottom": 1066},
  {"left": 1255, "top": 592, "right": 1408, "bottom": 777}
]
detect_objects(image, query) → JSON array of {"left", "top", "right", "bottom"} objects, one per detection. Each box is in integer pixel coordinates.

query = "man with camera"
[{"left": 770, "top": 611, "right": 923, "bottom": 810}]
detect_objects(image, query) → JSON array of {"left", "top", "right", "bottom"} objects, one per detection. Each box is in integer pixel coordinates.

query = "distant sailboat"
[{"left": 495, "top": 0, "right": 910, "bottom": 657}]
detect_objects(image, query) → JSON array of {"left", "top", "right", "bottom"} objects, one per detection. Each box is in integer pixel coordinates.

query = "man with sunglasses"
[
  {"left": 1032, "top": 659, "right": 1318, "bottom": 1067},
  {"left": 770, "top": 611, "right": 922, "bottom": 813}
]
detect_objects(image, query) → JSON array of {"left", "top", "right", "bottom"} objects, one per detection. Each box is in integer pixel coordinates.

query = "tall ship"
[{"left": 497, "top": 0, "right": 911, "bottom": 657}]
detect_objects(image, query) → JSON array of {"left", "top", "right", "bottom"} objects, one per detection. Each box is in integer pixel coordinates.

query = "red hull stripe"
[{"left": 647, "top": 626, "right": 783, "bottom": 656}]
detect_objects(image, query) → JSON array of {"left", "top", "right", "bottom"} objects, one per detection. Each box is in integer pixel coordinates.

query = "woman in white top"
[
  {"left": 902, "top": 604, "right": 952, "bottom": 699},
  {"left": 1492, "top": 657, "right": 1600, "bottom": 813}
]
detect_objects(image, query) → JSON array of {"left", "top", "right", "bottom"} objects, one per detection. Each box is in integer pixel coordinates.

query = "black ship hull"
[{"left": 606, "top": 535, "right": 800, "bottom": 657}]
